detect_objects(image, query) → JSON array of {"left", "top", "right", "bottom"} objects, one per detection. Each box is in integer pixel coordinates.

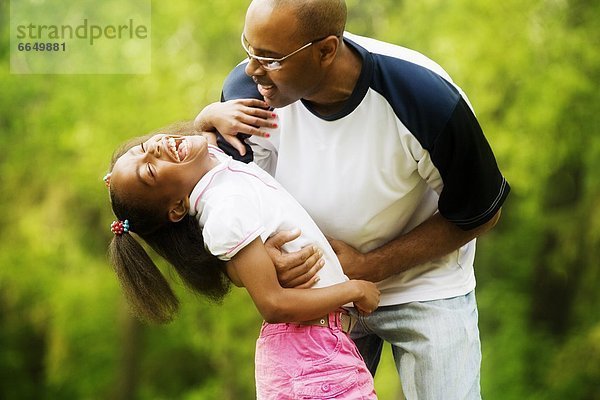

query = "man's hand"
[
  {"left": 265, "top": 229, "right": 325, "bottom": 288},
  {"left": 328, "top": 237, "right": 382, "bottom": 282}
]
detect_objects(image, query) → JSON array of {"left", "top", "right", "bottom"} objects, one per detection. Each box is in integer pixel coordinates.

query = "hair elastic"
[
  {"left": 103, "top": 173, "right": 112, "bottom": 187},
  {"left": 111, "top": 219, "right": 130, "bottom": 236}
]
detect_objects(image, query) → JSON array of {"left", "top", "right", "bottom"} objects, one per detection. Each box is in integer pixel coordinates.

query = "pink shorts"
[{"left": 255, "top": 311, "right": 377, "bottom": 399}]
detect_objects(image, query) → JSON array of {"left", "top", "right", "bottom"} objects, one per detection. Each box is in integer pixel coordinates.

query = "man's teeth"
[{"left": 168, "top": 137, "right": 180, "bottom": 162}]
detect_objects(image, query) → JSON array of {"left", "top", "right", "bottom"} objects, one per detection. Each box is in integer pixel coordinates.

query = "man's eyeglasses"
[{"left": 241, "top": 33, "right": 329, "bottom": 71}]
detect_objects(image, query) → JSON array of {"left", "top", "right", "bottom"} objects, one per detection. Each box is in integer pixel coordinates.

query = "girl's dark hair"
[{"left": 108, "top": 122, "right": 230, "bottom": 324}]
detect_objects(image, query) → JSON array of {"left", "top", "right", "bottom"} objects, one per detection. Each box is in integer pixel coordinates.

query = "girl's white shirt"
[{"left": 188, "top": 145, "right": 348, "bottom": 289}]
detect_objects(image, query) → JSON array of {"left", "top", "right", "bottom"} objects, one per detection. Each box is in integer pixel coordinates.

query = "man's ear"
[
  {"left": 318, "top": 35, "right": 340, "bottom": 65},
  {"left": 168, "top": 198, "right": 190, "bottom": 223}
]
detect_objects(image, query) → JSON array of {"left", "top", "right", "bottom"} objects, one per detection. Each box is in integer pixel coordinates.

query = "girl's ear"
[{"left": 168, "top": 198, "right": 190, "bottom": 223}]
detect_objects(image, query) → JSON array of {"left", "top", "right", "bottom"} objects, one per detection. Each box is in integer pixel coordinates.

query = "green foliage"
[{"left": 1, "top": 0, "right": 599, "bottom": 399}]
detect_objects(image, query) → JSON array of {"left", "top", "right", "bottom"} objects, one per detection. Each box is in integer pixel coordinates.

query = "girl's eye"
[{"left": 147, "top": 164, "right": 154, "bottom": 178}]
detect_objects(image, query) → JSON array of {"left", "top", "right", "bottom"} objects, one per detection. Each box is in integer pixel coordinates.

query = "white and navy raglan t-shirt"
[{"left": 218, "top": 32, "right": 510, "bottom": 305}]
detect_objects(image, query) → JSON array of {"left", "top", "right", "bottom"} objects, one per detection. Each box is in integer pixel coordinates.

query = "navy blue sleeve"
[
  {"left": 222, "top": 62, "right": 262, "bottom": 101},
  {"left": 432, "top": 98, "right": 510, "bottom": 230},
  {"left": 217, "top": 63, "right": 263, "bottom": 163},
  {"left": 371, "top": 54, "right": 509, "bottom": 230}
]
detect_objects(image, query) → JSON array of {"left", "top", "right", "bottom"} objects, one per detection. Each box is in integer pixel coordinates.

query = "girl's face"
[{"left": 111, "top": 134, "right": 216, "bottom": 221}]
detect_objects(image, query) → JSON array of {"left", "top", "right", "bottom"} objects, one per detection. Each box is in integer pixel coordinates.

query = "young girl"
[{"left": 106, "top": 123, "right": 379, "bottom": 399}]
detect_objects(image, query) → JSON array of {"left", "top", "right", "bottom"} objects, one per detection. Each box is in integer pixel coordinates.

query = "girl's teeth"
[
  {"left": 168, "top": 137, "right": 180, "bottom": 161},
  {"left": 178, "top": 139, "right": 188, "bottom": 161}
]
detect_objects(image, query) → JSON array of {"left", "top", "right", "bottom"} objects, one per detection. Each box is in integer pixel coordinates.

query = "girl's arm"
[
  {"left": 194, "top": 99, "right": 276, "bottom": 156},
  {"left": 230, "top": 237, "right": 380, "bottom": 323}
]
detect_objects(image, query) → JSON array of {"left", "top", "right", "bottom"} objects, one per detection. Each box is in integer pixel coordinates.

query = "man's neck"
[{"left": 304, "top": 40, "right": 363, "bottom": 116}]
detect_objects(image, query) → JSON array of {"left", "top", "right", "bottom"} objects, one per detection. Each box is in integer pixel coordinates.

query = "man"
[{"left": 196, "top": 0, "right": 510, "bottom": 398}]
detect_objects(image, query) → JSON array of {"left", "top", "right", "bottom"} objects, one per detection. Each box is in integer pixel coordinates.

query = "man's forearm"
[{"left": 355, "top": 211, "right": 501, "bottom": 282}]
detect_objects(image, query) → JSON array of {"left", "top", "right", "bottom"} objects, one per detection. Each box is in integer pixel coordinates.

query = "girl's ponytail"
[{"left": 109, "top": 230, "right": 179, "bottom": 324}]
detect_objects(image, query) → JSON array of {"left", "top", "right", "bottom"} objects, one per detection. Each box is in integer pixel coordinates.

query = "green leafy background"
[{"left": 1, "top": 0, "right": 599, "bottom": 399}]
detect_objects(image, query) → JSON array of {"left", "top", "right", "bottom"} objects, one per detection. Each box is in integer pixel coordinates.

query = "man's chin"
[{"left": 263, "top": 94, "right": 294, "bottom": 109}]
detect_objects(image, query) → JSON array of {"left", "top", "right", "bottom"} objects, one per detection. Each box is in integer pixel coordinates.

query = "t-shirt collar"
[{"left": 188, "top": 145, "right": 229, "bottom": 216}]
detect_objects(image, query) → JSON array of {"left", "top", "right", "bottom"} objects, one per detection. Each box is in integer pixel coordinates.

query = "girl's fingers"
[
  {"left": 239, "top": 98, "right": 270, "bottom": 109},
  {"left": 236, "top": 124, "right": 271, "bottom": 138},
  {"left": 242, "top": 108, "right": 277, "bottom": 128},
  {"left": 224, "top": 135, "right": 247, "bottom": 157}
]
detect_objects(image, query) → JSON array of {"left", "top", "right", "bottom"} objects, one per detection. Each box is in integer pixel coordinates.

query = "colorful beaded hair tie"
[
  {"left": 111, "top": 219, "right": 130, "bottom": 236},
  {"left": 103, "top": 173, "right": 111, "bottom": 187}
]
